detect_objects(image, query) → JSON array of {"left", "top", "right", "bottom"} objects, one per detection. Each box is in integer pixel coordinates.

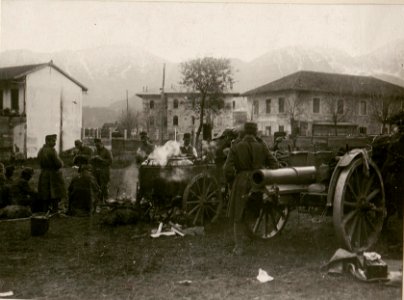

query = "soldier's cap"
[
  {"left": 94, "top": 138, "right": 102, "bottom": 143},
  {"left": 183, "top": 133, "right": 191, "bottom": 140},
  {"left": 45, "top": 134, "right": 57, "bottom": 141},
  {"left": 244, "top": 122, "right": 258, "bottom": 135},
  {"left": 74, "top": 139, "right": 83, "bottom": 145},
  {"left": 140, "top": 131, "right": 148, "bottom": 137}
]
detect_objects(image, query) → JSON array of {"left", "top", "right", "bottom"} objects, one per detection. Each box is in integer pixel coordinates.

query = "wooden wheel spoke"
[
  {"left": 366, "top": 189, "right": 380, "bottom": 203},
  {"left": 205, "top": 189, "right": 217, "bottom": 200},
  {"left": 347, "top": 182, "right": 359, "bottom": 200},
  {"left": 347, "top": 213, "right": 359, "bottom": 241},
  {"left": 187, "top": 200, "right": 201, "bottom": 205},
  {"left": 268, "top": 209, "right": 279, "bottom": 230},
  {"left": 273, "top": 206, "right": 287, "bottom": 219},
  {"left": 189, "top": 189, "right": 200, "bottom": 199},
  {"left": 193, "top": 206, "right": 202, "bottom": 225},
  {"left": 342, "top": 209, "right": 358, "bottom": 227},
  {"left": 253, "top": 209, "right": 264, "bottom": 233},
  {"left": 343, "top": 201, "right": 357, "bottom": 208},
  {"left": 187, "top": 204, "right": 200, "bottom": 216},
  {"left": 354, "top": 169, "right": 362, "bottom": 195},
  {"left": 359, "top": 216, "right": 369, "bottom": 246},
  {"left": 206, "top": 204, "right": 217, "bottom": 215},
  {"left": 363, "top": 174, "right": 375, "bottom": 196},
  {"left": 204, "top": 181, "right": 213, "bottom": 197},
  {"left": 364, "top": 214, "right": 377, "bottom": 232},
  {"left": 354, "top": 214, "right": 363, "bottom": 247},
  {"left": 264, "top": 208, "right": 268, "bottom": 237}
]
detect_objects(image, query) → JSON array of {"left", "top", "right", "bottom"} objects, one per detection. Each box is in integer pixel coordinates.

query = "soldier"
[
  {"left": 68, "top": 164, "right": 100, "bottom": 216},
  {"left": 223, "top": 122, "right": 278, "bottom": 255},
  {"left": 11, "top": 167, "right": 37, "bottom": 209},
  {"left": 73, "top": 140, "right": 93, "bottom": 170},
  {"left": 92, "top": 138, "right": 112, "bottom": 203},
  {"left": 37, "top": 134, "right": 66, "bottom": 213},
  {"left": 136, "top": 132, "right": 154, "bottom": 164},
  {"left": 383, "top": 111, "right": 404, "bottom": 219},
  {"left": 180, "top": 133, "right": 198, "bottom": 159}
]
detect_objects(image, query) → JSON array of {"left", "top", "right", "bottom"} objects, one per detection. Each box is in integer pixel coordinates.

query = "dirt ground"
[{"left": 0, "top": 165, "right": 402, "bottom": 300}]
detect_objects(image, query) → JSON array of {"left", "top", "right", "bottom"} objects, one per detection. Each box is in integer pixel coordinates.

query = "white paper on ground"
[{"left": 257, "top": 268, "right": 274, "bottom": 283}]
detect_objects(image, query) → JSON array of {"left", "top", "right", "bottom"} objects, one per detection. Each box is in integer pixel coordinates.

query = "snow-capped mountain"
[{"left": 1, "top": 40, "right": 403, "bottom": 127}]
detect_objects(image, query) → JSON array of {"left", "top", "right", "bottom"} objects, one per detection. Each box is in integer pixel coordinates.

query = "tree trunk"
[{"left": 195, "top": 94, "right": 206, "bottom": 149}]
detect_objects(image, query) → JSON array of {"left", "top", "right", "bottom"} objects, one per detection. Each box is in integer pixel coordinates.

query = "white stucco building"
[{"left": 0, "top": 61, "right": 87, "bottom": 159}]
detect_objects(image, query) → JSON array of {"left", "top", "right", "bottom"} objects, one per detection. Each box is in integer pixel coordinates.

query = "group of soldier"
[{"left": 0, "top": 134, "right": 112, "bottom": 218}]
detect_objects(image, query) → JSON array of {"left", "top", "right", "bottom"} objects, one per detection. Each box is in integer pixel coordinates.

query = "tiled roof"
[
  {"left": 243, "top": 70, "right": 404, "bottom": 98},
  {"left": 0, "top": 61, "right": 88, "bottom": 91}
]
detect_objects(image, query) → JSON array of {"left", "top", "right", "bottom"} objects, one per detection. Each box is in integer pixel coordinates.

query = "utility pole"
[
  {"left": 159, "top": 63, "right": 166, "bottom": 144},
  {"left": 126, "top": 90, "right": 129, "bottom": 137}
]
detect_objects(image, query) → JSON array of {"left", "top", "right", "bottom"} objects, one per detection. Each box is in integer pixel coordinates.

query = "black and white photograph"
[{"left": 0, "top": 0, "right": 403, "bottom": 299}]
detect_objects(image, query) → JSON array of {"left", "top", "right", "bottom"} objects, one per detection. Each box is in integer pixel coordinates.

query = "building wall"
[
  {"left": 141, "top": 94, "right": 245, "bottom": 142},
  {"left": 246, "top": 90, "right": 401, "bottom": 136},
  {"left": 25, "top": 66, "right": 84, "bottom": 157}
]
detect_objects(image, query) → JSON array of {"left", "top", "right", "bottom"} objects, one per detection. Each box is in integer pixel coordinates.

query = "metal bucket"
[{"left": 30, "top": 216, "right": 50, "bottom": 236}]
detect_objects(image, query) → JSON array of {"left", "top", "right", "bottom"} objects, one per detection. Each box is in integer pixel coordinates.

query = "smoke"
[
  {"left": 148, "top": 140, "right": 182, "bottom": 166},
  {"left": 120, "top": 161, "right": 139, "bottom": 198}
]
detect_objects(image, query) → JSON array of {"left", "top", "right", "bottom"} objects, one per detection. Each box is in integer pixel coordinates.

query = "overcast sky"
[{"left": 1, "top": 1, "right": 404, "bottom": 62}]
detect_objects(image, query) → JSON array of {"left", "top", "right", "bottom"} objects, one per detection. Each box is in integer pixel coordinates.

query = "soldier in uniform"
[
  {"left": 73, "top": 140, "right": 93, "bottom": 170},
  {"left": 136, "top": 132, "right": 155, "bottom": 164},
  {"left": 37, "top": 134, "right": 66, "bottom": 213},
  {"left": 11, "top": 167, "right": 37, "bottom": 209},
  {"left": 92, "top": 138, "right": 112, "bottom": 203},
  {"left": 180, "top": 133, "right": 198, "bottom": 159},
  {"left": 68, "top": 164, "right": 100, "bottom": 216},
  {"left": 223, "top": 122, "right": 278, "bottom": 255}
]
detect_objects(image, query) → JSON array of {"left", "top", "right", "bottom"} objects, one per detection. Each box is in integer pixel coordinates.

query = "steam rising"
[{"left": 148, "top": 140, "right": 182, "bottom": 166}]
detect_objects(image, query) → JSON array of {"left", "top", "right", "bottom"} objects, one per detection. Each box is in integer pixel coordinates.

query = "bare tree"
[
  {"left": 118, "top": 110, "right": 145, "bottom": 137},
  {"left": 369, "top": 95, "right": 401, "bottom": 134},
  {"left": 180, "top": 57, "right": 234, "bottom": 144},
  {"left": 323, "top": 96, "right": 354, "bottom": 136}
]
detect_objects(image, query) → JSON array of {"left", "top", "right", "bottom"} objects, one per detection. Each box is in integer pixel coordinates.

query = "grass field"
[{"left": 0, "top": 164, "right": 402, "bottom": 299}]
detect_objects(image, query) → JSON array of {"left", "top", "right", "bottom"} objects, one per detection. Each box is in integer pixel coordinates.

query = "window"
[
  {"left": 265, "top": 126, "right": 271, "bottom": 136},
  {"left": 253, "top": 100, "right": 259, "bottom": 115},
  {"left": 313, "top": 98, "right": 320, "bottom": 113},
  {"left": 337, "top": 100, "right": 344, "bottom": 114},
  {"left": 191, "top": 116, "right": 195, "bottom": 125},
  {"left": 266, "top": 99, "right": 271, "bottom": 114},
  {"left": 279, "top": 125, "right": 284, "bottom": 132},
  {"left": 11, "top": 89, "right": 19, "bottom": 111},
  {"left": 359, "top": 101, "right": 367, "bottom": 115},
  {"left": 278, "top": 98, "right": 285, "bottom": 113},
  {"left": 232, "top": 101, "right": 235, "bottom": 109},
  {"left": 359, "top": 127, "right": 367, "bottom": 134},
  {"left": 149, "top": 100, "right": 154, "bottom": 109},
  {"left": 173, "top": 98, "right": 179, "bottom": 109},
  {"left": 173, "top": 115, "right": 178, "bottom": 126},
  {"left": 0, "top": 90, "right": 3, "bottom": 110}
]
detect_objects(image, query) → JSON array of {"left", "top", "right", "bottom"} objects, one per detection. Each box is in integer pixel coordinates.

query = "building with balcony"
[{"left": 0, "top": 61, "right": 87, "bottom": 159}]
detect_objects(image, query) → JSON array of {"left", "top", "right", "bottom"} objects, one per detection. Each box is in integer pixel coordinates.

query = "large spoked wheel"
[
  {"left": 244, "top": 193, "right": 290, "bottom": 240},
  {"left": 183, "top": 173, "right": 223, "bottom": 226},
  {"left": 333, "top": 158, "right": 386, "bottom": 252}
]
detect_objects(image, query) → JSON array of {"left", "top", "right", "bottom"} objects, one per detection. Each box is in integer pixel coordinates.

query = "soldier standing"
[
  {"left": 92, "top": 138, "right": 112, "bottom": 203},
  {"left": 180, "top": 133, "right": 198, "bottom": 159},
  {"left": 223, "top": 122, "right": 278, "bottom": 255},
  {"left": 73, "top": 139, "right": 93, "bottom": 170},
  {"left": 37, "top": 134, "right": 66, "bottom": 213}
]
